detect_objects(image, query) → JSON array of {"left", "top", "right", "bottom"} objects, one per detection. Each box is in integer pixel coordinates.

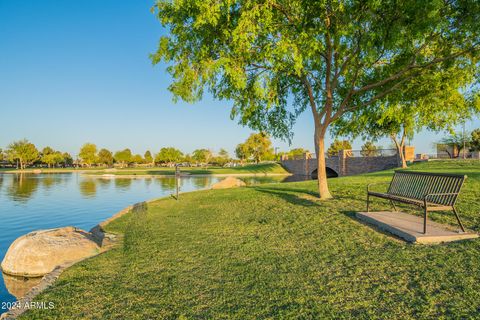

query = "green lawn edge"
[{"left": 18, "top": 160, "right": 480, "bottom": 319}]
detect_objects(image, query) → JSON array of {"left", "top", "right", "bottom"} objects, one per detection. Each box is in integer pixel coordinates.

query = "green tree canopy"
[
  {"left": 42, "top": 152, "right": 64, "bottom": 168},
  {"left": 41, "top": 147, "right": 64, "bottom": 168},
  {"left": 288, "top": 148, "right": 309, "bottom": 159},
  {"left": 62, "top": 152, "right": 73, "bottom": 166},
  {"left": 155, "top": 147, "right": 184, "bottom": 164},
  {"left": 98, "top": 148, "right": 114, "bottom": 166},
  {"left": 152, "top": 0, "right": 480, "bottom": 199},
  {"left": 213, "top": 148, "right": 230, "bottom": 166},
  {"left": 132, "top": 154, "right": 144, "bottom": 164},
  {"left": 327, "top": 140, "right": 352, "bottom": 157},
  {"left": 144, "top": 150, "right": 154, "bottom": 165},
  {"left": 42, "top": 147, "right": 54, "bottom": 156},
  {"left": 79, "top": 143, "right": 98, "bottom": 167},
  {"left": 218, "top": 148, "right": 229, "bottom": 159},
  {"left": 244, "top": 133, "right": 274, "bottom": 163},
  {"left": 7, "top": 139, "right": 39, "bottom": 169},
  {"left": 360, "top": 142, "right": 379, "bottom": 157},
  {"left": 235, "top": 143, "right": 249, "bottom": 163},
  {"left": 471, "top": 129, "right": 480, "bottom": 151},
  {"left": 114, "top": 149, "right": 132, "bottom": 167},
  {"left": 438, "top": 131, "right": 470, "bottom": 158},
  {"left": 191, "top": 149, "right": 212, "bottom": 164}
]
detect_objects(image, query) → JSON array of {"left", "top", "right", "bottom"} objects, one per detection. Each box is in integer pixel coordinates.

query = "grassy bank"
[
  {"left": 89, "top": 163, "right": 289, "bottom": 176},
  {"left": 2, "top": 163, "right": 289, "bottom": 176},
  {"left": 20, "top": 161, "right": 480, "bottom": 319}
]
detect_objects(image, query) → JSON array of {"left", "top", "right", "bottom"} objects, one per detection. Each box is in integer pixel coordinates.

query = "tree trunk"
[
  {"left": 391, "top": 134, "right": 407, "bottom": 168},
  {"left": 315, "top": 133, "right": 333, "bottom": 200},
  {"left": 398, "top": 145, "right": 407, "bottom": 168}
]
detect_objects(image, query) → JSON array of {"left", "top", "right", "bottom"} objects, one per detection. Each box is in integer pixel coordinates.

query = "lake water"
[{"left": 0, "top": 173, "right": 293, "bottom": 307}]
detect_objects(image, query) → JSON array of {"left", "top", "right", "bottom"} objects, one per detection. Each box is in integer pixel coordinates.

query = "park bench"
[{"left": 367, "top": 171, "right": 467, "bottom": 234}]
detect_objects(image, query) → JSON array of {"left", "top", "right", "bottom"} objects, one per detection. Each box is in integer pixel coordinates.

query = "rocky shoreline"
[
  {"left": 0, "top": 203, "right": 144, "bottom": 320},
  {"left": 0, "top": 176, "right": 248, "bottom": 319}
]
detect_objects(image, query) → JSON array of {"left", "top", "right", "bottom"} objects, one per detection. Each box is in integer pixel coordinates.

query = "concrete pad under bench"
[{"left": 356, "top": 211, "right": 479, "bottom": 244}]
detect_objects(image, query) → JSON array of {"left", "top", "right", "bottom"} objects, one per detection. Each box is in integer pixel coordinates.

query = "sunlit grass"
[{"left": 20, "top": 160, "right": 480, "bottom": 319}]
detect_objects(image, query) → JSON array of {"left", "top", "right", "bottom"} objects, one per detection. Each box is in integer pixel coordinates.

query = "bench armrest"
[{"left": 367, "top": 182, "right": 390, "bottom": 192}]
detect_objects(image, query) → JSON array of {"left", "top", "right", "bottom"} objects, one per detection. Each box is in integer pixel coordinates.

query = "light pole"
[{"left": 463, "top": 122, "right": 466, "bottom": 159}]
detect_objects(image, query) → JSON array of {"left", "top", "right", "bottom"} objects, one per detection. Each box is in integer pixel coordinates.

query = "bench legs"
[
  {"left": 423, "top": 206, "right": 466, "bottom": 234},
  {"left": 366, "top": 194, "right": 370, "bottom": 212},
  {"left": 390, "top": 200, "right": 397, "bottom": 212},
  {"left": 453, "top": 207, "right": 466, "bottom": 233},
  {"left": 423, "top": 206, "right": 428, "bottom": 234},
  {"left": 366, "top": 196, "right": 398, "bottom": 213}
]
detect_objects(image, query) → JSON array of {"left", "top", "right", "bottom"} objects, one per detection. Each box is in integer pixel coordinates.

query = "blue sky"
[{"left": 0, "top": 0, "right": 478, "bottom": 157}]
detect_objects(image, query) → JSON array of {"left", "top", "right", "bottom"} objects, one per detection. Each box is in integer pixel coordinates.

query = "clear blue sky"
[{"left": 0, "top": 0, "right": 478, "bottom": 157}]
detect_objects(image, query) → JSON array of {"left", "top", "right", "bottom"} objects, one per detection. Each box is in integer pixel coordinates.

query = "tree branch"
[
  {"left": 353, "top": 46, "right": 478, "bottom": 94},
  {"left": 301, "top": 75, "right": 324, "bottom": 125}
]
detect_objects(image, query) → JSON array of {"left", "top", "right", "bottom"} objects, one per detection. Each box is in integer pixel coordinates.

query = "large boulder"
[
  {"left": 1, "top": 227, "right": 101, "bottom": 277},
  {"left": 211, "top": 176, "right": 246, "bottom": 189}
]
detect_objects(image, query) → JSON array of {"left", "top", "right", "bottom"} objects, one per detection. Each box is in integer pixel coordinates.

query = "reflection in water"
[
  {"left": 6, "top": 174, "right": 39, "bottom": 203},
  {"left": 79, "top": 179, "right": 97, "bottom": 198},
  {"left": 144, "top": 178, "right": 152, "bottom": 187},
  {"left": 114, "top": 178, "right": 132, "bottom": 191},
  {"left": 192, "top": 176, "right": 211, "bottom": 189},
  {"left": 97, "top": 178, "right": 112, "bottom": 190},
  {"left": 41, "top": 174, "right": 64, "bottom": 190},
  {"left": 2, "top": 273, "right": 42, "bottom": 299},
  {"left": 154, "top": 177, "right": 176, "bottom": 191}
]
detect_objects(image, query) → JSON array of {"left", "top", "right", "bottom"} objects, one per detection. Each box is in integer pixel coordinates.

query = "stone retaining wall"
[{"left": 281, "top": 150, "right": 399, "bottom": 177}]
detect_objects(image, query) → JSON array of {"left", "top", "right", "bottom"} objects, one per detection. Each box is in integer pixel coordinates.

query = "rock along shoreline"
[
  {"left": 0, "top": 202, "right": 148, "bottom": 320},
  {"left": 0, "top": 176, "right": 250, "bottom": 319}
]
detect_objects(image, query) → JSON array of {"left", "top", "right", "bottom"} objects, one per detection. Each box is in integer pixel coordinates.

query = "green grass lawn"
[
  {"left": 1, "top": 163, "right": 289, "bottom": 176},
  {"left": 20, "top": 160, "right": 480, "bottom": 319},
  {"left": 90, "top": 163, "right": 289, "bottom": 176}
]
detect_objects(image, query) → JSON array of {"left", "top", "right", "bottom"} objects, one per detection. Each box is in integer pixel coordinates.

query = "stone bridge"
[{"left": 280, "top": 149, "right": 406, "bottom": 178}]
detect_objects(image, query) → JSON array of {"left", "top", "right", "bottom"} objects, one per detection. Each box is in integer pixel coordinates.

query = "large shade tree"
[
  {"left": 114, "top": 149, "right": 133, "bottom": 168},
  {"left": 98, "top": 148, "right": 114, "bottom": 166},
  {"left": 191, "top": 149, "right": 212, "bottom": 165},
  {"left": 41, "top": 147, "right": 64, "bottom": 168},
  {"left": 79, "top": 143, "right": 97, "bottom": 167},
  {"left": 152, "top": 0, "right": 480, "bottom": 199},
  {"left": 144, "top": 150, "right": 154, "bottom": 166},
  {"left": 6, "top": 139, "right": 39, "bottom": 169},
  {"left": 244, "top": 132, "right": 274, "bottom": 163},
  {"left": 155, "top": 147, "right": 184, "bottom": 165}
]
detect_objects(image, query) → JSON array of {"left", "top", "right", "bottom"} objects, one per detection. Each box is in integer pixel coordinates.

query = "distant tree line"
[
  {"left": 0, "top": 139, "right": 73, "bottom": 169},
  {"left": 0, "top": 133, "right": 288, "bottom": 169}
]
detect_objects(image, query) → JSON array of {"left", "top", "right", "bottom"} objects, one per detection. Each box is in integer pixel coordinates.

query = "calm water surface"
[{"left": 0, "top": 173, "right": 291, "bottom": 306}]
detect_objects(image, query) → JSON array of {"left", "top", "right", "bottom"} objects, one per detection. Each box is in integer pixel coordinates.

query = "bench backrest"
[{"left": 387, "top": 171, "right": 466, "bottom": 206}]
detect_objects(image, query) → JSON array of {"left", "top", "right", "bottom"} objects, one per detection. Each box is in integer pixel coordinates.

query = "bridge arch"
[{"left": 311, "top": 167, "right": 339, "bottom": 179}]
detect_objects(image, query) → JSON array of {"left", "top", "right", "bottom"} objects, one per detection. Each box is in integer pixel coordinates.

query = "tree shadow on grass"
[{"left": 253, "top": 186, "right": 321, "bottom": 207}]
